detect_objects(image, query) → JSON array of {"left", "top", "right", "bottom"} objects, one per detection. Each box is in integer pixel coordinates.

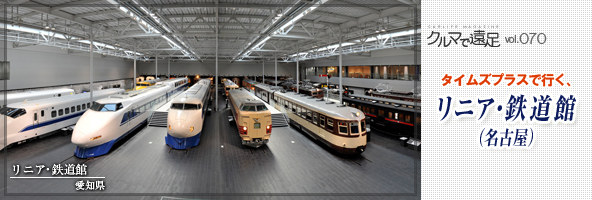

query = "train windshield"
[
  {"left": 90, "top": 102, "right": 123, "bottom": 112},
  {"left": 241, "top": 105, "right": 257, "bottom": 111},
  {"left": 170, "top": 103, "right": 201, "bottom": 110},
  {"left": 256, "top": 105, "right": 268, "bottom": 111},
  {"left": 170, "top": 103, "right": 184, "bottom": 110},
  {"left": 350, "top": 122, "right": 359, "bottom": 134},
  {"left": 183, "top": 104, "right": 200, "bottom": 110},
  {"left": 0, "top": 107, "right": 26, "bottom": 118}
]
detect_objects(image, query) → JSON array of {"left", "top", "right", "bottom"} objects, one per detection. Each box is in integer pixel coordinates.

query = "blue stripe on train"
[
  {"left": 74, "top": 119, "right": 147, "bottom": 158},
  {"left": 165, "top": 132, "right": 202, "bottom": 149},
  {"left": 19, "top": 112, "right": 85, "bottom": 133}
]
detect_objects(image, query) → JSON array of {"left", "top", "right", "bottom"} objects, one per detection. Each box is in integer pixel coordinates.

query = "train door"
[
  {"left": 32, "top": 109, "right": 39, "bottom": 129},
  {"left": 128, "top": 107, "right": 133, "bottom": 128}
]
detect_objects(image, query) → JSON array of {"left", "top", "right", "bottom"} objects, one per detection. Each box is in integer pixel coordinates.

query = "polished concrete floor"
[{"left": 0, "top": 91, "right": 420, "bottom": 199}]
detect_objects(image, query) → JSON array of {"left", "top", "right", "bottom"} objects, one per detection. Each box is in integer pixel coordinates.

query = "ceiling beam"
[
  {"left": 313, "top": 11, "right": 357, "bottom": 21},
  {"left": 74, "top": 9, "right": 120, "bottom": 19},
  {"left": 166, "top": 14, "right": 267, "bottom": 20},
  {"left": 251, "top": 49, "right": 292, "bottom": 52},
  {"left": 331, "top": 0, "right": 381, "bottom": 15},
  {"left": 271, "top": 33, "right": 316, "bottom": 40},
  {"left": 49, "top": 0, "right": 104, "bottom": 12}
]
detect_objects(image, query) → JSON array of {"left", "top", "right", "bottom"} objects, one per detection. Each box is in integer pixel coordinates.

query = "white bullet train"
[
  {"left": 166, "top": 79, "right": 211, "bottom": 149},
  {"left": 1, "top": 88, "right": 74, "bottom": 107},
  {"left": 0, "top": 88, "right": 124, "bottom": 149},
  {"left": 71, "top": 78, "right": 188, "bottom": 158}
]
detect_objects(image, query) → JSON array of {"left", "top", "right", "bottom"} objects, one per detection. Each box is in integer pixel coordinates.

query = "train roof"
[
  {"left": 2, "top": 88, "right": 74, "bottom": 99},
  {"left": 223, "top": 79, "right": 238, "bottom": 87},
  {"left": 289, "top": 84, "right": 319, "bottom": 91},
  {"left": 197, "top": 79, "right": 210, "bottom": 84},
  {"left": 254, "top": 84, "right": 283, "bottom": 93},
  {"left": 265, "top": 80, "right": 284, "bottom": 84},
  {"left": 137, "top": 79, "right": 159, "bottom": 84},
  {"left": 98, "top": 84, "right": 167, "bottom": 104},
  {"left": 171, "top": 82, "right": 210, "bottom": 104},
  {"left": 228, "top": 88, "right": 265, "bottom": 107},
  {"left": 368, "top": 90, "right": 415, "bottom": 98},
  {"left": 274, "top": 90, "right": 365, "bottom": 121},
  {"left": 243, "top": 79, "right": 259, "bottom": 84},
  {"left": 7, "top": 88, "right": 124, "bottom": 108}
]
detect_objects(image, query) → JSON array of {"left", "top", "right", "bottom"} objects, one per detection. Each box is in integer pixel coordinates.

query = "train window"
[
  {"left": 327, "top": 119, "right": 333, "bottom": 131},
  {"left": 82, "top": 104, "right": 86, "bottom": 110},
  {"left": 87, "top": 103, "right": 90, "bottom": 108},
  {"left": 361, "top": 120, "right": 366, "bottom": 130},
  {"left": 378, "top": 110, "right": 384, "bottom": 116},
  {"left": 58, "top": 94, "right": 61, "bottom": 97},
  {"left": 370, "top": 108, "right": 375, "bottom": 114},
  {"left": 58, "top": 109, "right": 63, "bottom": 116},
  {"left": 34, "top": 113, "right": 37, "bottom": 121},
  {"left": 184, "top": 104, "right": 199, "bottom": 110},
  {"left": 291, "top": 104, "right": 296, "bottom": 113},
  {"left": 306, "top": 111, "right": 312, "bottom": 121},
  {"left": 320, "top": 115, "right": 325, "bottom": 127},
  {"left": 313, "top": 113, "right": 318, "bottom": 124},
  {"left": 52, "top": 111, "right": 56, "bottom": 118},
  {"left": 388, "top": 112, "right": 393, "bottom": 119},
  {"left": 350, "top": 122, "right": 360, "bottom": 134},
  {"left": 405, "top": 115, "right": 411, "bottom": 122},
  {"left": 41, "top": 110, "right": 44, "bottom": 117},
  {"left": 256, "top": 105, "right": 268, "bottom": 111},
  {"left": 338, "top": 122, "right": 348, "bottom": 135},
  {"left": 71, "top": 106, "right": 75, "bottom": 113},
  {"left": 417, "top": 117, "right": 421, "bottom": 124},
  {"left": 395, "top": 113, "right": 399, "bottom": 119},
  {"left": 122, "top": 113, "right": 129, "bottom": 123},
  {"left": 77, "top": 105, "right": 81, "bottom": 111},
  {"left": 65, "top": 108, "right": 70, "bottom": 114},
  {"left": 358, "top": 105, "right": 361, "bottom": 110},
  {"left": 399, "top": 114, "right": 404, "bottom": 120},
  {"left": 297, "top": 106, "right": 301, "bottom": 116}
]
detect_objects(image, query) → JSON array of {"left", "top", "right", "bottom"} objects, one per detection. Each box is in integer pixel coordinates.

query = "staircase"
[
  {"left": 148, "top": 111, "right": 168, "bottom": 127},
  {"left": 271, "top": 113, "right": 289, "bottom": 127}
]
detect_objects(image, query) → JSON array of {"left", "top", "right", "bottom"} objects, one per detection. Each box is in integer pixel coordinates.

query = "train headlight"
[
  {"left": 168, "top": 125, "right": 171, "bottom": 130},
  {"left": 190, "top": 126, "right": 194, "bottom": 132},
  {"left": 243, "top": 126, "right": 247, "bottom": 131},
  {"left": 266, "top": 125, "right": 270, "bottom": 129},
  {"left": 90, "top": 135, "right": 102, "bottom": 141}
]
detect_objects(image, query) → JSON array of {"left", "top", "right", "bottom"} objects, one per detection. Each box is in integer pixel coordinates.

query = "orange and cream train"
[{"left": 228, "top": 88, "right": 272, "bottom": 148}]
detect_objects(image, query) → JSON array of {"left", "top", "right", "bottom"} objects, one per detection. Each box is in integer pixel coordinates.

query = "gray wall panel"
[
  {"left": 304, "top": 48, "right": 420, "bottom": 67},
  {"left": 2, "top": 42, "right": 132, "bottom": 90},
  {"left": 136, "top": 60, "right": 297, "bottom": 78}
]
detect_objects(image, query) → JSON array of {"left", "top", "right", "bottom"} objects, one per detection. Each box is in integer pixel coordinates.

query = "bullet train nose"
[
  {"left": 71, "top": 111, "right": 111, "bottom": 147},
  {"left": 169, "top": 121, "right": 189, "bottom": 138},
  {"left": 71, "top": 131, "right": 87, "bottom": 146}
]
